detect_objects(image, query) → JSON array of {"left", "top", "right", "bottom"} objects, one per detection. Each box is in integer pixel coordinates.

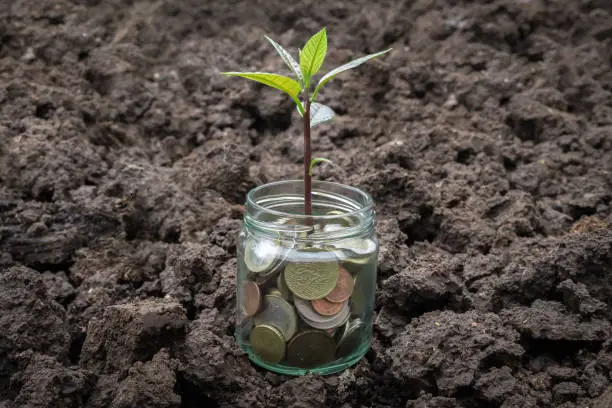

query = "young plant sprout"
[{"left": 223, "top": 28, "right": 391, "bottom": 216}]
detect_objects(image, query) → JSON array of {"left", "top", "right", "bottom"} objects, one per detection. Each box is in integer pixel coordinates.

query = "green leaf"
[
  {"left": 222, "top": 72, "right": 301, "bottom": 97},
  {"left": 311, "top": 48, "right": 392, "bottom": 101},
  {"left": 300, "top": 28, "right": 327, "bottom": 81},
  {"left": 309, "top": 157, "right": 333, "bottom": 176},
  {"left": 296, "top": 103, "right": 336, "bottom": 127},
  {"left": 264, "top": 35, "right": 304, "bottom": 84}
]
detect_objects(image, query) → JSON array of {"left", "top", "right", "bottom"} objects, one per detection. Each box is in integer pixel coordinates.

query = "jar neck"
[{"left": 244, "top": 180, "right": 374, "bottom": 242}]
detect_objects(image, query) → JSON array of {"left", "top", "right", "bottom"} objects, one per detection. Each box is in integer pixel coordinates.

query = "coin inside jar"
[
  {"left": 254, "top": 295, "right": 297, "bottom": 340},
  {"left": 325, "top": 267, "right": 355, "bottom": 303},
  {"left": 349, "top": 274, "right": 367, "bottom": 316},
  {"left": 302, "top": 304, "right": 350, "bottom": 330},
  {"left": 266, "top": 288, "right": 283, "bottom": 298},
  {"left": 294, "top": 297, "right": 338, "bottom": 323},
  {"left": 250, "top": 324, "right": 286, "bottom": 363},
  {"left": 332, "top": 238, "right": 376, "bottom": 268},
  {"left": 241, "top": 280, "right": 261, "bottom": 317},
  {"left": 294, "top": 297, "right": 350, "bottom": 330},
  {"left": 332, "top": 238, "right": 376, "bottom": 256},
  {"left": 244, "top": 236, "right": 281, "bottom": 274},
  {"left": 341, "top": 258, "right": 367, "bottom": 276},
  {"left": 284, "top": 261, "right": 339, "bottom": 300},
  {"left": 252, "top": 246, "right": 290, "bottom": 285},
  {"left": 312, "top": 297, "right": 344, "bottom": 316},
  {"left": 336, "top": 319, "right": 365, "bottom": 358},
  {"left": 286, "top": 330, "right": 335, "bottom": 368},
  {"left": 277, "top": 273, "right": 291, "bottom": 300},
  {"left": 284, "top": 246, "right": 340, "bottom": 263},
  {"left": 325, "top": 209, "right": 357, "bottom": 228}
]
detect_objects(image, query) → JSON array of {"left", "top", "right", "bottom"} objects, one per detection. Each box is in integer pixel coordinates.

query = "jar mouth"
[{"left": 246, "top": 180, "right": 373, "bottom": 221}]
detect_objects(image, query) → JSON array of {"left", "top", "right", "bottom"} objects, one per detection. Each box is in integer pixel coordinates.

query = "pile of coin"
[{"left": 239, "top": 232, "right": 374, "bottom": 369}]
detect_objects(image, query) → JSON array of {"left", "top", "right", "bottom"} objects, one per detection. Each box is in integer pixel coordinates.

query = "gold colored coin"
[
  {"left": 250, "top": 324, "right": 285, "bottom": 363},
  {"left": 326, "top": 210, "right": 345, "bottom": 216},
  {"left": 267, "top": 288, "right": 283, "bottom": 298},
  {"left": 284, "top": 262, "right": 339, "bottom": 300},
  {"left": 286, "top": 330, "right": 336, "bottom": 368}
]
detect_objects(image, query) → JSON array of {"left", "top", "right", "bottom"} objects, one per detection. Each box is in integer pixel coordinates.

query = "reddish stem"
[{"left": 303, "top": 100, "right": 312, "bottom": 218}]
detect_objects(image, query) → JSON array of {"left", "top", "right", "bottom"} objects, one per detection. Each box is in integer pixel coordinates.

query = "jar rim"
[{"left": 246, "top": 179, "right": 373, "bottom": 220}]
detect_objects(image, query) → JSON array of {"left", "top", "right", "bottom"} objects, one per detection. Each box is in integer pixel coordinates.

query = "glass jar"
[{"left": 235, "top": 180, "right": 378, "bottom": 375}]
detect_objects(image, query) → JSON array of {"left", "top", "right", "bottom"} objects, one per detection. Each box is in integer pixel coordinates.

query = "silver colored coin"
[
  {"left": 334, "top": 317, "right": 362, "bottom": 341},
  {"left": 244, "top": 237, "right": 281, "bottom": 273},
  {"left": 295, "top": 298, "right": 350, "bottom": 330},
  {"left": 336, "top": 318, "right": 365, "bottom": 358},
  {"left": 333, "top": 319, "right": 350, "bottom": 343},
  {"left": 331, "top": 238, "right": 376, "bottom": 256},
  {"left": 294, "top": 297, "right": 347, "bottom": 324},
  {"left": 300, "top": 305, "right": 350, "bottom": 330},
  {"left": 276, "top": 217, "right": 316, "bottom": 240},
  {"left": 284, "top": 246, "right": 341, "bottom": 264},
  {"left": 253, "top": 247, "right": 290, "bottom": 284},
  {"left": 254, "top": 295, "right": 297, "bottom": 340},
  {"left": 321, "top": 223, "right": 346, "bottom": 232}
]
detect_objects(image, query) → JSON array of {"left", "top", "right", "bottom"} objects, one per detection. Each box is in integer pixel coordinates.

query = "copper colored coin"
[
  {"left": 311, "top": 298, "right": 344, "bottom": 316},
  {"left": 241, "top": 280, "right": 261, "bottom": 317},
  {"left": 325, "top": 267, "right": 354, "bottom": 303}
]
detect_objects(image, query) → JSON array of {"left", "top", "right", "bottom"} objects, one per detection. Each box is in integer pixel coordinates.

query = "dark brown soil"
[{"left": 1, "top": 0, "right": 611, "bottom": 407}]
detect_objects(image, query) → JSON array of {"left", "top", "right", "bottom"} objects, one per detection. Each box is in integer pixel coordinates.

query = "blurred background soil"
[{"left": 0, "top": 0, "right": 611, "bottom": 407}]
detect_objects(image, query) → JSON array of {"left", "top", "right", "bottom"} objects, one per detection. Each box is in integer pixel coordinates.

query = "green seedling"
[{"left": 223, "top": 28, "right": 391, "bottom": 216}]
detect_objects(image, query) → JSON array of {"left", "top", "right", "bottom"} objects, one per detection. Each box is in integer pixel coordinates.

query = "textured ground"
[{"left": 1, "top": 0, "right": 611, "bottom": 407}]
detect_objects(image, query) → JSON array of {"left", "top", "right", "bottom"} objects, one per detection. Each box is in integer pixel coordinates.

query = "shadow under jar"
[{"left": 235, "top": 180, "right": 378, "bottom": 375}]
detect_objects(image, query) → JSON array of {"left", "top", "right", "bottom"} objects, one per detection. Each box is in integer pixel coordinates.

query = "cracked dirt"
[{"left": 1, "top": 0, "right": 611, "bottom": 407}]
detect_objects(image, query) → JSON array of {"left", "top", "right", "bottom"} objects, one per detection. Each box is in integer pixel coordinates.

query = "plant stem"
[{"left": 303, "top": 99, "right": 312, "bottom": 218}]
